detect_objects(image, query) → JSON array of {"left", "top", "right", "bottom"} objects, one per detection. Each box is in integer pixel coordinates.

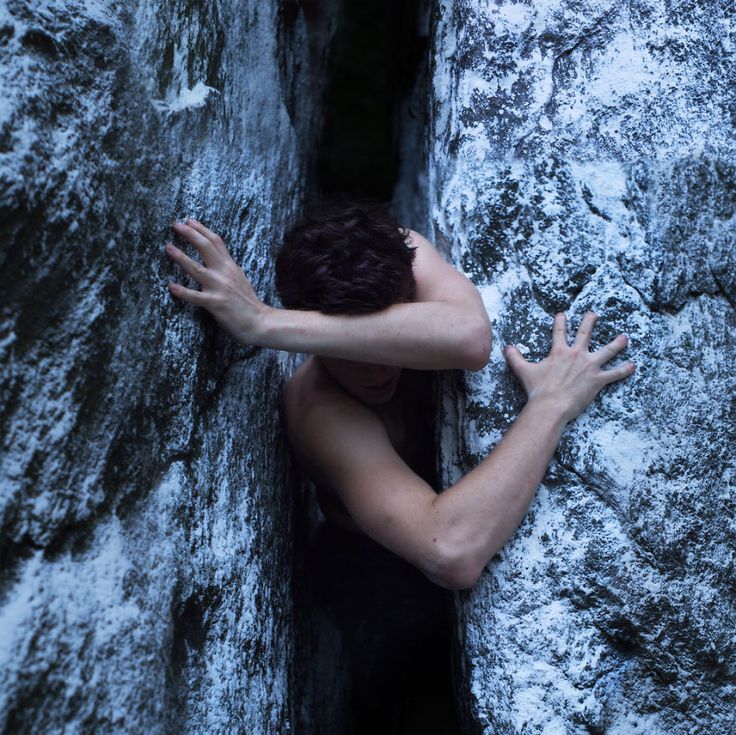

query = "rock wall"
[
  {"left": 0, "top": 1, "right": 336, "bottom": 732},
  {"left": 418, "top": 0, "right": 736, "bottom": 732},
  {"left": 4, "top": 0, "right": 735, "bottom": 731}
]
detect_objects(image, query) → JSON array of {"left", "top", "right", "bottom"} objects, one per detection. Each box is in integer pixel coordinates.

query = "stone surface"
[
  {"left": 0, "top": 0, "right": 336, "bottom": 732},
  {"left": 416, "top": 0, "right": 736, "bottom": 732},
  {"left": 4, "top": 0, "right": 736, "bottom": 730}
]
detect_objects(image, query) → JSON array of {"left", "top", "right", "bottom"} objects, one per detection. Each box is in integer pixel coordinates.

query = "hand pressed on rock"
[
  {"left": 503, "top": 311, "right": 636, "bottom": 424},
  {"left": 165, "top": 218, "right": 267, "bottom": 343}
]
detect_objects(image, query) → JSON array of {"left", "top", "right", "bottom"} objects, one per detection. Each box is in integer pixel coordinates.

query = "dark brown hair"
[{"left": 275, "top": 199, "right": 416, "bottom": 314}]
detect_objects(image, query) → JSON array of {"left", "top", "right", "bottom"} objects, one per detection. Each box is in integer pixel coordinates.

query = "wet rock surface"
[
  {"left": 0, "top": 0, "right": 335, "bottom": 732},
  {"left": 415, "top": 1, "right": 736, "bottom": 732}
]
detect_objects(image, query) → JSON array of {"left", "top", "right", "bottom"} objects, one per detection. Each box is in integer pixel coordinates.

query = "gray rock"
[
  {"left": 408, "top": 0, "right": 736, "bottom": 732},
  {"left": 4, "top": 0, "right": 735, "bottom": 730},
  {"left": 0, "top": 0, "right": 336, "bottom": 732}
]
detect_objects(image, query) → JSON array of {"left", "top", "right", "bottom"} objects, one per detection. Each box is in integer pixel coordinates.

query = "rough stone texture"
[
  {"left": 0, "top": 1, "right": 336, "bottom": 732},
  {"left": 418, "top": 1, "right": 736, "bottom": 732}
]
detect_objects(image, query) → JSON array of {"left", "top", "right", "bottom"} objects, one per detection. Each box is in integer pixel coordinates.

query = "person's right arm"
[
  {"left": 165, "top": 220, "right": 491, "bottom": 370},
  {"left": 285, "top": 311, "right": 635, "bottom": 590}
]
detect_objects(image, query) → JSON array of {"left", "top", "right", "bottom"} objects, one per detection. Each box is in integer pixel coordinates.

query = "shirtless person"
[{"left": 165, "top": 201, "right": 636, "bottom": 591}]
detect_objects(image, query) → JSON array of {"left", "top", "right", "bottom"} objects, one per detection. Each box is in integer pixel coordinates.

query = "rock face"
[
  {"left": 0, "top": 1, "right": 335, "bottom": 732},
  {"left": 4, "top": 0, "right": 735, "bottom": 731},
  {"left": 416, "top": 1, "right": 736, "bottom": 732}
]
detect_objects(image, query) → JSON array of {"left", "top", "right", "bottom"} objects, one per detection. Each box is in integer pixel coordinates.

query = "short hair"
[{"left": 274, "top": 199, "right": 416, "bottom": 314}]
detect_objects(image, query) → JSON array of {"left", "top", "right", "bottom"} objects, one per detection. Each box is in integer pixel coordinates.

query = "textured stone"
[
  {"left": 413, "top": 0, "right": 736, "bottom": 732},
  {"left": 5, "top": 0, "right": 735, "bottom": 730},
  {"left": 0, "top": 0, "right": 335, "bottom": 732}
]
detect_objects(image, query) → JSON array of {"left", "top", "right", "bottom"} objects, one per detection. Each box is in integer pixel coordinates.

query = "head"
[{"left": 275, "top": 199, "right": 416, "bottom": 404}]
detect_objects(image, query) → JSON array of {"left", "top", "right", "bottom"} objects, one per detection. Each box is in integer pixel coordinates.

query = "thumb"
[{"left": 502, "top": 344, "right": 529, "bottom": 379}]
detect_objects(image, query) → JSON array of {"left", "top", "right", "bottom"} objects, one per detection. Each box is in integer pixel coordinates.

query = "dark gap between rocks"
[
  {"left": 317, "top": 0, "right": 425, "bottom": 200},
  {"left": 291, "top": 2, "right": 461, "bottom": 733}
]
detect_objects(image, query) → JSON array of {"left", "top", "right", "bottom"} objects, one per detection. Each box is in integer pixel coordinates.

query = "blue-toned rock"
[{"left": 402, "top": 1, "right": 736, "bottom": 731}]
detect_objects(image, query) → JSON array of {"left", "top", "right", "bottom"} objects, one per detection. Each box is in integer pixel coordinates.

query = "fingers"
[
  {"left": 600, "top": 360, "right": 636, "bottom": 385},
  {"left": 595, "top": 330, "right": 636, "bottom": 383},
  {"left": 592, "top": 333, "right": 629, "bottom": 366},
  {"left": 166, "top": 218, "right": 229, "bottom": 308},
  {"left": 503, "top": 344, "right": 530, "bottom": 380},
  {"left": 168, "top": 281, "right": 208, "bottom": 306},
  {"left": 165, "top": 242, "right": 212, "bottom": 285},
  {"left": 573, "top": 311, "right": 598, "bottom": 350},
  {"left": 172, "top": 220, "right": 219, "bottom": 265},
  {"left": 183, "top": 218, "right": 229, "bottom": 256},
  {"left": 551, "top": 312, "right": 567, "bottom": 350}
]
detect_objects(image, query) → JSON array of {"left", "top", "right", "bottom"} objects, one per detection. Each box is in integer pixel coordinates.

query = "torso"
[{"left": 284, "top": 357, "right": 437, "bottom": 535}]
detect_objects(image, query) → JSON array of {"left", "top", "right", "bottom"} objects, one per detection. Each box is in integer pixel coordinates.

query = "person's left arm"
[{"left": 165, "top": 219, "right": 492, "bottom": 370}]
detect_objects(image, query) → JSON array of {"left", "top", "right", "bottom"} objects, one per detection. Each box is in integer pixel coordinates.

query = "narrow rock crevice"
[
  {"left": 290, "top": 2, "right": 461, "bottom": 733},
  {"left": 316, "top": 0, "right": 428, "bottom": 200}
]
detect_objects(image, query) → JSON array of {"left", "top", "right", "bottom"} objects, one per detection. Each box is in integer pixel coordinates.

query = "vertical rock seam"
[{"left": 401, "top": 0, "right": 735, "bottom": 732}]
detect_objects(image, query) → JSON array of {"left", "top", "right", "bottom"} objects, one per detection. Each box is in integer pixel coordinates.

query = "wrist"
[
  {"left": 524, "top": 394, "right": 570, "bottom": 428},
  {"left": 247, "top": 303, "right": 278, "bottom": 346}
]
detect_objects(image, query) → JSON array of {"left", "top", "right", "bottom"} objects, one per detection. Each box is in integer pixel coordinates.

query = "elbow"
[
  {"left": 441, "top": 568, "right": 482, "bottom": 592},
  {"left": 430, "top": 548, "right": 485, "bottom": 591},
  {"left": 460, "top": 318, "right": 492, "bottom": 371}
]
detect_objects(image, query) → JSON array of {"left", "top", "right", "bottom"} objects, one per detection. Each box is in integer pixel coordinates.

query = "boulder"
[
  {"left": 0, "top": 1, "right": 335, "bottom": 732},
  {"left": 416, "top": 0, "right": 736, "bottom": 731}
]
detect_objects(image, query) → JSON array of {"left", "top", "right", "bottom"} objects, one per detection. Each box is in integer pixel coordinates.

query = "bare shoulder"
[
  {"left": 282, "top": 357, "right": 385, "bottom": 461},
  {"left": 281, "top": 356, "right": 417, "bottom": 514},
  {"left": 282, "top": 356, "right": 319, "bottom": 420},
  {"left": 404, "top": 228, "right": 487, "bottom": 310},
  {"left": 282, "top": 356, "right": 345, "bottom": 433}
]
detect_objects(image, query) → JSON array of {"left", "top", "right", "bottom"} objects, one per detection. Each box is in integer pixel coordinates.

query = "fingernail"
[{"left": 184, "top": 217, "right": 190, "bottom": 224}]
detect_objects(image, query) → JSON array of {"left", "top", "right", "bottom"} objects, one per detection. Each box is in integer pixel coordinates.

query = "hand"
[
  {"left": 503, "top": 311, "right": 636, "bottom": 423},
  {"left": 165, "top": 218, "right": 267, "bottom": 343}
]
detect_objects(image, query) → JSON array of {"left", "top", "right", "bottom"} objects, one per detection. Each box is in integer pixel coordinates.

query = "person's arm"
[
  {"left": 165, "top": 219, "right": 491, "bottom": 370},
  {"left": 430, "top": 311, "right": 636, "bottom": 581},
  {"left": 285, "top": 312, "right": 636, "bottom": 590}
]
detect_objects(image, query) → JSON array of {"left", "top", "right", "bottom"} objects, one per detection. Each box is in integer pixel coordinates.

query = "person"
[{"left": 164, "top": 201, "right": 636, "bottom": 591}]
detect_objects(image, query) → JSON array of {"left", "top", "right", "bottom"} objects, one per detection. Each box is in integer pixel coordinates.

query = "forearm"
[
  {"left": 251, "top": 301, "right": 492, "bottom": 370},
  {"left": 432, "top": 397, "right": 567, "bottom": 573}
]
